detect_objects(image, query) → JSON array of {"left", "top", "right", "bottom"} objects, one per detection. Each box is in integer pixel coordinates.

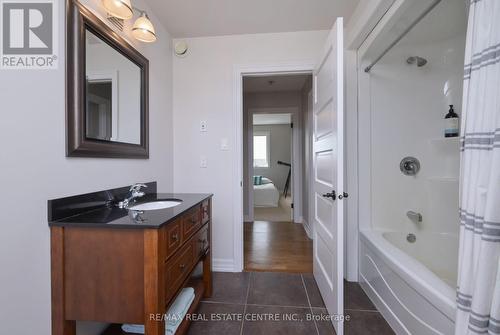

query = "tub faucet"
[
  {"left": 118, "top": 183, "right": 147, "bottom": 208},
  {"left": 407, "top": 211, "right": 422, "bottom": 223}
]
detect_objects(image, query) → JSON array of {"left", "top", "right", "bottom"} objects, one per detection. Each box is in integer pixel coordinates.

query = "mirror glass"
[{"left": 85, "top": 29, "right": 141, "bottom": 144}]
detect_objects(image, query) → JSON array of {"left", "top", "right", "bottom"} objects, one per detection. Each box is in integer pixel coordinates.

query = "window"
[{"left": 253, "top": 132, "right": 270, "bottom": 168}]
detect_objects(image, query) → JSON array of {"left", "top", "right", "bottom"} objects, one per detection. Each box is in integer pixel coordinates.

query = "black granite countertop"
[{"left": 49, "top": 191, "right": 212, "bottom": 229}]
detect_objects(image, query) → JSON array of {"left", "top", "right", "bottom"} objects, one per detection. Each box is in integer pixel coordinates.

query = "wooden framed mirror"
[{"left": 66, "top": 0, "right": 149, "bottom": 158}]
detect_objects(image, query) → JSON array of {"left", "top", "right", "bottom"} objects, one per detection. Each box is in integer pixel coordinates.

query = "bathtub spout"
[{"left": 407, "top": 211, "right": 422, "bottom": 223}]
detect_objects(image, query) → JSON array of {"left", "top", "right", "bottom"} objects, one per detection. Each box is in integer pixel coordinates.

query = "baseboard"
[
  {"left": 302, "top": 220, "right": 313, "bottom": 239},
  {"left": 212, "top": 258, "right": 237, "bottom": 272}
]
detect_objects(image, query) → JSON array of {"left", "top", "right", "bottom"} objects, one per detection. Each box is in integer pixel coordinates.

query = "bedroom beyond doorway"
[
  {"left": 252, "top": 112, "right": 293, "bottom": 222},
  {"left": 242, "top": 73, "right": 313, "bottom": 273}
]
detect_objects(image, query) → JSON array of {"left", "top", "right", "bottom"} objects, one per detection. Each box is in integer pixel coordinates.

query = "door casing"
[{"left": 233, "top": 62, "right": 315, "bottom": 272}]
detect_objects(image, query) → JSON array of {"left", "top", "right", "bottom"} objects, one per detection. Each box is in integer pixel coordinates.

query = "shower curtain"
[{"left": 455, "top": 0, "right": 500, "bottom": 334}]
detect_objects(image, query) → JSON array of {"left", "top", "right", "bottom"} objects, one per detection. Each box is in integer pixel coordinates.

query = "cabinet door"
[
  {"left": 164, "top": 241, "right": 195, "bottom": 303},
  {"left": 194, "top": 224, "right": 209, "bottom": 259},
  {"left": 163, "top": 218, "right": 182, "bottom": 260},
  {"left": 182, "top": 206, "right": 201, "bottom": 240}
]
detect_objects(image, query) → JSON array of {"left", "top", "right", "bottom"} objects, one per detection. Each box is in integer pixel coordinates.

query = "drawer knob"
[
  {"left": 190, "top": 218, "right": 197, "bottom": 224},
  {"left": 179, "top": 264, "right": 186, "bottom": 270},
  {"left": 171, "top": 233, "right": 179, "bottom": 241}
]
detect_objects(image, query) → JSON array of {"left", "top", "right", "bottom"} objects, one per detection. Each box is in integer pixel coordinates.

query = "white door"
[{"left": 312, "top": 18, "right": 345, "bottom": 335}]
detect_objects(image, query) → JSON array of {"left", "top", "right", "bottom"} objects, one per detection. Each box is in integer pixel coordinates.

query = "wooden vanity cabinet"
[
  {"left": 163, "top": 217, "right": 182, "bottom": 260},
  {"left": 50, "top": 199, "right": 212, "bottom": 335}
]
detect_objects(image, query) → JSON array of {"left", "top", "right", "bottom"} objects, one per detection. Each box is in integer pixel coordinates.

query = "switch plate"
[
  {"left": 200, "top": 156, "right": 207, "bottom": 168},
  {"left": 221, "top": 138, "right": 229, "bottom": 151},
  {"left": 200, "top": 121, "right": 207, "bottom": 132}
]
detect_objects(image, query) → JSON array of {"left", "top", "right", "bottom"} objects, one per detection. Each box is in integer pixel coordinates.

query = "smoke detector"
[{"left": 174, "top": 41, "right": 188, "bottom": 57}]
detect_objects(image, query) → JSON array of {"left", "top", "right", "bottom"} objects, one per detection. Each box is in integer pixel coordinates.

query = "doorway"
[
  {"left": 241, "top": 73, "right": 314, "bottom": 273},
  {"left": 252, "top": 112, "right": 293, "bottom": 222}
]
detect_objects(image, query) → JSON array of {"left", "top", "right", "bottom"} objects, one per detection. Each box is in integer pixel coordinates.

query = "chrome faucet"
[
  {"left": 407, "top": 211, "right": 422, "bottom": 223},
  {"left": 118, "top": 183, "right": 147, "bottom": 209}
]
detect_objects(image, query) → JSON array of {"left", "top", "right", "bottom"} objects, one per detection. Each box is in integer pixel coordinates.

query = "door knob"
[
  {"left": 338, "top": 192, "right": 349, "bottom": 200},
  {"left": 322, "top": 190, "right": 336, "bottom": 200}
]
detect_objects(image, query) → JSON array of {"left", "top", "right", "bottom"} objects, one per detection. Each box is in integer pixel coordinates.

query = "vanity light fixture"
[
  {"left": 102, "top": 0, "right": 133, "bottom": 20},
  {"left": 102, "top": 0, "right": 157, "bottom": 43},
  {"left": 132, "top": 12, "right": 157, "bottom": 43}
]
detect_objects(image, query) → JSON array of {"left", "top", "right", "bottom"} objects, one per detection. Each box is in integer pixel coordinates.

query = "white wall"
[
  {"left": 245, "top": 91, "right": 301, "bottom": 110},
  {"left": 172, "top": 30, "right": 328, "bottom": 270},
  {"left": 0, "top": 1, "right": 173, "bottom": 334},
  {"left": 253, "top": 124, "right": 292, "bottom": 192}
]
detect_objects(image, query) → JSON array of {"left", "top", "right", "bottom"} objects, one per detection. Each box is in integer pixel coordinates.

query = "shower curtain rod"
[{"left": 364, "top": 0, "right": 442, "bottom": 73}]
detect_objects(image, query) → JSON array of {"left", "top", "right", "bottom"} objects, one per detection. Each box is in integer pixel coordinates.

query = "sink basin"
[{"left": 129, "top": 200, "right": 182, "bottom": 211}]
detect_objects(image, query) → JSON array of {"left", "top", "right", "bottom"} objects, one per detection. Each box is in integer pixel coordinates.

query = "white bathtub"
[{"left": 359, "top": 230, "right": 459, "bottom": 335}]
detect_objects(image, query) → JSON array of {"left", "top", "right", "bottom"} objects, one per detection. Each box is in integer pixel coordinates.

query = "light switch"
[
  {"left": 200, "top": 156, "right": 207, "bottom": 168},
  {"left": 200, "top": 121, "right": 207, "bottom": 132},
  {"left": 221, "top": 138, "right": 229, "bottom": 151}
]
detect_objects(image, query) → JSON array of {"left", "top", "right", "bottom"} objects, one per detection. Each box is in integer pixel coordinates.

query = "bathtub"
[{"left": 359, "top": 230, "right": 459, "bottom": 335}]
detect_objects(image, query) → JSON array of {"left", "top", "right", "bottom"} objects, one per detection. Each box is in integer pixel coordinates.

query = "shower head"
[{"left": 406, "top": 56, "right": 427, "bottom": 67}]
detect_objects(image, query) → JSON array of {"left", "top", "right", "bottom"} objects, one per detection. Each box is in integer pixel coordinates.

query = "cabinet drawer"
[
  {"left": 163, "top": 218, "right": 182, "bottom": 260},
  {"left": 202, "top": 199, "right": 210, "bottom": 224},
  {"left": 165, "top": 241, "right": 194, "bottom": 303},
  {"left": 193, "top": 224, "right": 209, "bottom": 260},
  {"left": 182, "top": 206, "right": 201, "bottom": 240}
]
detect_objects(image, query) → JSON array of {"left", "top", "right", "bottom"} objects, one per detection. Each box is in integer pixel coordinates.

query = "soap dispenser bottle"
[{"left": 444, "top": 105, "right": 459, "bottom": 137}]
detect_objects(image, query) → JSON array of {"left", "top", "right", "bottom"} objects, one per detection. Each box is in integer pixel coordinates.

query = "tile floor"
[{"left": 187, "top": 272, "right": 395, "bottom": 335}]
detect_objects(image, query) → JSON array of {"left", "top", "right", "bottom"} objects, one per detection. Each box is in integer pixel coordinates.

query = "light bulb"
[{"left": 102, "top": 0, "right": 133, "bottom": 20}]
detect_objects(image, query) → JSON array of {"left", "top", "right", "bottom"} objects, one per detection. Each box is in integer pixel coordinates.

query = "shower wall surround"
[
  {"left": 369, "top": 33, "right": 466, "bottom": 235},
  {"left": 356, "top": 0, "right": 468, "bottom": 332}
]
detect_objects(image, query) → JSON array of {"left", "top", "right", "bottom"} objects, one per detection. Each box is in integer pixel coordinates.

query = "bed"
[{"left": 253, "top": 177, "right": 280, "bottom": 207}]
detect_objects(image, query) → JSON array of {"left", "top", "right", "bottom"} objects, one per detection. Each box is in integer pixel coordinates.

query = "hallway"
[
  {"left": 253, "top": 196, "right": 292, "bottom": 222},
  {"left": 244, "top": 221, "right": 313, "bottom": 273}
]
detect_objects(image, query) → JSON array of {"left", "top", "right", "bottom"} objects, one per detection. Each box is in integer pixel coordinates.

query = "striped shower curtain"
[{"left": 455, "top": 0, "right": 500, "bottom": 334}]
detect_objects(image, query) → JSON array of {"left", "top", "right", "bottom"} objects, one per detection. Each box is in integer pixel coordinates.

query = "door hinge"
[
  {"left": 291, "top": 203, "right": 294, "bottom": 209},
  {"left": 290, "top": 122, "right": 293, "bottom": 129}
]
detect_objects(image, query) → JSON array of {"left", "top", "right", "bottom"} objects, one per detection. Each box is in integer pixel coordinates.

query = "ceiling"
[
  {"left": 243, "top": 74, "right": 311, "bottom": 93},
  {"left": 253, "top": 114, "right": 292, "bottom": 125},
  {"left": 146, "top": 0, "right": 360, "bottom": 38},
  {"left": 400, "top": 0, "right": 467, "bottom": 46},
  {"left": 361, "top": 0, "right": 467, "bottom": 65}
]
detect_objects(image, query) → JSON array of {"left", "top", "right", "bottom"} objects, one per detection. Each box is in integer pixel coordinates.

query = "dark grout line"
[
  {"left": 245, "top": 303, "right": 312, "bottom": 309},
  {"left": 239, "top": 271, "right": 252, "bottom": 335},
  {"left": 301, "top": 274, "right": 320, "bottom": 335},
  {"left": 345, "top": 308, "right": 380, "bottom": 313},
  {"left": 200, "top": 300, "right": 246, "bottom": 306},
  {"left": 201, "top": 300, "right": 315, "bottom": 309}
]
